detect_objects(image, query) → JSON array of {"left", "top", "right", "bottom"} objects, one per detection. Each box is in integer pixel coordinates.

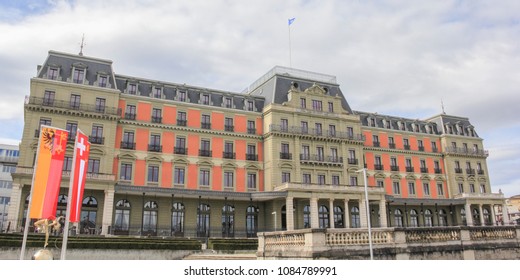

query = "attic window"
[
  {"left": 72, "top": 67, "right": 85, "bottom": 84},
  {"left": 247, "top": 100, "right": 254, "bottom": 111},
  {"left": 47, "top": 67, "right": 59, "bottom": 80},
  {"left": 127, "top": 83, "right": 137, "bottom": 95}
]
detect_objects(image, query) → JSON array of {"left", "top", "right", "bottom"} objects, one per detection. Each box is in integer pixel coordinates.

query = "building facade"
[
  {"left": 8, "top": 50, "right": 509, "bottom": 238},
  {"left": 0, "top": 143, "right": 19, "bottom": 231}
]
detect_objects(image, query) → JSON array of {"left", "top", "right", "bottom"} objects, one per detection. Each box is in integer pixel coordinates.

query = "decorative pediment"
[
  {"left": 420, "top": 174, "right": 431, "bottom": 181},
  {"left": 118, "top": 152, "right": 136, "bottom": 160},
  {"left": 303, "top": 83, "right": 327, "bottom": 96},
  {"left": 72, "top": 62, "right": 87, "bottom": 69},
  {"left": 89, "top": 147, "right": 105, "bottom": 156},
  {"left": 222, "top": 162, "right": 237, "bottom": 169},
  {"left": 245, "top": 163, "right": 261, "bottom": 170},
  {"left": 279, "top": 162, "right": 294, "bottom": 169},
  {"left": 172, "top": 158, "right": 189, "bottom": 165},
  {"left": 405, "top": 174, "right": 416, "bottom": 180},
  {"left": 390, "top": 174, "right": 402, "bottom": 180},
  {"left": 197, "top": 159, "right": 213, "bottom": 166},
  {"left": 374, "top": 172, "right": 386, "bottom": 179},
  {"left": 145, "top": 155, "right": 163, "bottom": 162}
]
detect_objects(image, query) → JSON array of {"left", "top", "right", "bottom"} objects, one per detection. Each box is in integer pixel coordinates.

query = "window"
[
  {"left": 199, "top": 169, "right": 210, "bottom": 186},
  {"left": 73, "top": 68, "right": 84, "bottom": 84},
  {"left": 348, "top": 149, "right": 357, "bottom": 164},
  {"left": 225, "top": 117, "right": 234, "bottom": 132},
  {"left": 225, "top": 97, "right": 232, "bottom": 108},
  {"left": 43, "top": 90, "right": 55, "bottom": 106},
  {"left": 201, "top": 94, "right": 210, "bottom": 105},
  {"left": 437, "top": 183, "right": 444, "bottom": 196},
  {"left": 247, "top": 120, "right": 256, "bottom": 134},
  {"left": 374, "top": 155, "right": 382, "bottom": 170},
  {"left": 480, "top": 184, "right": 486, "bottom": 193},
  {"left": 174, "top": 168, "right": 185, "bottom": 185},
  {"left": 201, "top": 114, "right": 211, "bottom": 129},
  {"left": 470, "top": 183, "right": 475, "bottom": 193},
  {"left": 302, "top": 173, "right": 311, "bottom": 184},
  {"left": 87, "top": 159, "right": 100, "bottom": 174},
  {"left": 222, "top": 205, "right": 235, "bottom": 237},
  {"left": 315, "top": 123, "right": 322, "bottom": 135},
  {"left": 423, "top": 183, "right": 430, "bottom": 196},
  {"left": 458, "top": 183, "right": 464, "bottom": 194},
  {"left": 114, "top": 199, "right": 130, "bottom": 232},
  {"left": 391, "top": 157, "right": 398, "bottom": 171},
  {"left": 347, "top": 127, "right": 354, "bottom": 138},
  {"left": 143, "top": 201, "right": 158, "bottom": 234},
  {"left": 408, "top": 182, "right": 415, "bottom": 195},
  {"left": 197, "top": 204, "right": 210, "bottom": 237},
  {"left": 351, "top": 207, "right": 361, "bottom": 228},
  {"left": 128, "top": 83, "right": 137, "bottom": 95},
  {"left": 70, "top": 94, "right": 81, "bottom": 110},
  {"left": 148, "top": 165, "right": 159, "bottom": 183},
  {"left": 312, "top": 100, "right": 322, "bottom": 111},
  {"left": 418, "top": 140, "right": 424, "bottom": 151},
  {"left": 330, "top": 148, "right": 339, "bottom": 162},
  {"left": 153, "top": 87, "right": 162, "bottom": 98},
  {"left": 332, "top": 175, "right": 340, "bottom": 185},
  {"left": 224, "top": 171, "right": 234, "bottom": 188},
  {"left": 300, "top": 121, "right": 308, "bottom": 134},
  {"left": 403, "top": 138, "right": 410, "bottom": 150},
  {"left": 328, "top": 102, "right": 334, "bottom": 113},
  {"left": 175, "top": 137, "right": 187, "bottom": 154},
  {"left": 405, "top": 158, "right": 413, "bottom": 172},
  {"left": 410, "top": 209, "right": 419, "bottom": 227},
  {"left": 246, "top": 144, "right": 257, "bottom": 161},
  {"left": 300, "top": 98, "right": 306, "bottom": 109},
  {"left": 223, "top": 142, "right": 234, "bottom": 159},
  {"left": 316, "top": 146, "right": 324, "bottom": 161},
  {"left": 120, "top": 163, "right": 132, "bottom": 181},
  {"left": 200, "top": 139, "right": 211, "bottom": 156},
  {"left": 66, "top": 122, "right": 78, "bottom": 141},
  {"left": 91, "top": 125, "right": 103, "bottom": 144},
  {"left": 63, "top": 156, "right": 73, "bottom": 171},
  {"left": 317, "top": 174, "right": 326, "bottom": 185},
  {"left": 420, "top": 159, "right": 427, "bottom": 173},
  {"left": 246, "top": 206, "right": 258, "bottom": 237},
  {"left": 47, "top": 67, "right": 59, "bottom": 80},
  {"left": 177, "top": 111, "right": 187, "bottom": 126},
  {"left": 247, "top": 100, "right": 254, "bottom": 111},
  {"left": 373, "top": 135, "right": 380, "bottom": 146},
  {"left": 328, "top": 124, "right": 336, "bottom": 137},
  {"left": 424, "top": 209, "right": 433, "bottom": 227},
  {"left": 122, "top": 131, "right": 135, "bottom": 149},
  {"left": 178, "top": 90, "right": 187, "bottom": 102},
  {"left": 439, "top": 210, "right": 448, "bottom": 226},
  {"left": 350, "top": 176, "right": 358, "bottom": 186},
  {"left": 389, "top": 136, "right": 395, "bottom": 148},
  {"left": 281, "top": 119, "right": 288, "bottom": 132},
  {"left": 95, "top": 98, "right": 106, "bottom": 113},
  {"left": 280, "top": 143, "right": 291, "bottom": 159},
  {"left": 171, "top": 202, "right": 185, "bottom": 235},
  {"left": 303, "top": 205, "right": 311, "bottom": 228},
  {"left": 149, "top": 134, "right": 161, "bottom": 152},
  {"left": 152, "top": 108, "right": 162, "bottom": 123},
  {"left": 247, "top": 173, "right": 257, "bottom": 190},
  {"left": 98, "top": 75, "right": 108, "bottom": 87},
  {"left": 393, "top": 181, "right": 400, "bottom": 194},
  {"left": 125, "top": 105, "right": 136, "bottom": 120},
  {"left": 394, "top": 209, "right": 403, "bottom": 227},
  {"left": 318, "top": 205, "right": 329, "bottom": 228},
  {"left": 282, "top": 172, "right": 291, "bottom": 183}
]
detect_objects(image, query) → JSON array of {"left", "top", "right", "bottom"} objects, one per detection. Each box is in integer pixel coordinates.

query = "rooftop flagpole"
[{"left": 288, "top": 17, "right": 295, "bottom": 67}]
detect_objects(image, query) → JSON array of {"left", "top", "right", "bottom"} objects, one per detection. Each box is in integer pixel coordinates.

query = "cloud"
[{"left": 0, "top": 0, "right": 519, "bottom": 196}]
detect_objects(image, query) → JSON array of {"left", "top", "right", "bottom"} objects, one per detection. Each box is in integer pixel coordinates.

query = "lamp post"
[
  {"left": 1, "top": 201, "right": 8, "bottom": 232},
  {"left": 272, "top": 211, "right": 277, "bottom": 231},
  {"left": 356, "top": 168, "right": 373, "bottom": 260}
]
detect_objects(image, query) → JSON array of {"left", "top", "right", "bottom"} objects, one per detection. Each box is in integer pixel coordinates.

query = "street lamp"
[
  {"left": 356, "top": 168, "right": 373, "bottom": 260},
  {"left": 272, "top": 211, "right": 277, "bottom": 231},
  {"left": 1, "top": 202, "right": 9, "bottom": 232}
]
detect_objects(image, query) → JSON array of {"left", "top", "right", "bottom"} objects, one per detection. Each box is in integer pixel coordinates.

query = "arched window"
[
  {"left": 303, "top": 205, "right": 311, "bottom": 228},
  {"left": 246, "top": 206, "right": 258, "bottom": 237},
  {"left": 80, "top": 196, "right": 98, "bottom": 234},
  {"left": 333, "top": 206, "right": 344, "bottom": 228},
  {"left": 222, "top": 205, "right": 235, "bottom": 237},
  {"left": 394, "top": 209, "right": 403, "bottom": 227},
  {"left": 171, "top": 202, "right": 185, "bottom": 236},
  {"left": 318, "top": 205, "right": 329, "bottom": 228},
  {"left": 483, "top": 208, "right": 491, "bottom": 225},
  {"left": 472, "top": 209, "right": 480, "bottom": 226},
  {"left": 114, "top": 199, "right": 131, "bottom": 234},
  {"left": 410, "top": 209, "right": 419, "bottom": 227},
  {"left": 351, "top": 206, "right": 361, "bottom": 228},
  {"left": 439, "top": 209, "right": 448, "bottom": 226},
  {"left": 197, "top": 204, "right": 211, "bottom": 237},
  {"left": 143, "top": 201, "right": 158, "bottom": 235},
  {"left": 424, "top": 209, "right": 433, "bottom": 227},
  {"left": 461, "top": 208, "right": 467, "bottom": 226}
]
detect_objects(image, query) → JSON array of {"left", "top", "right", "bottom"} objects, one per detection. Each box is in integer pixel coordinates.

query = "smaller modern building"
[{"left": 0, "top": 143, "right": 19, "bottom": 231}]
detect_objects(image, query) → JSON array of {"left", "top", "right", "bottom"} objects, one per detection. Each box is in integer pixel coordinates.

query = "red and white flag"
[{"left": 68, "top": 129, "right": 90, "bottom": 223}]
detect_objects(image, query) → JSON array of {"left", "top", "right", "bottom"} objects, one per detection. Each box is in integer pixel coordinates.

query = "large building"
[
  {"left": 7, "top": 50, "right": 509, "bottom": 238},
  {"left": 0, "top": 143, "right": 19, "bottom": 231}
]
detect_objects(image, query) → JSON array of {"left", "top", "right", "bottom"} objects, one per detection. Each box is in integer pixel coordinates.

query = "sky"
[{"left": 0, "top": 0, "right": 518, "bottom": 197}]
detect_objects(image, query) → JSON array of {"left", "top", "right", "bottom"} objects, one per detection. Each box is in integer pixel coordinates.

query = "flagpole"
[
  {"left": 61, "top": 131, "right": 79, "bottom": 260},
  {"left": 288, "top": 23, "right": 292, "bottom": 68}
]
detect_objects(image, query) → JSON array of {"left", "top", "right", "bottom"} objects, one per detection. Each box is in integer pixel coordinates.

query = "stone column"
[
  {"left": 502, "top": 203, "right": 510, "bottom": 225},
  {"left": 286, "top": 196, "right": 294, "bottom": 230},
  {"left": 102, "top": 188, "right": 115, "bottom": 235},
  {"left": 478, "top": 204, "right": 485, "bottom": 226},
  {"left": 310, "top": 197, "right": 319, "bottom": 228},
  {"left": 359, "top": 197, "right": 368, "bottom": 228},
  {"left": 6, "top": 183, "right": 22, "bottom": 232},
  {"left": 490, "top": 205, "right": 496, "bottom": 225},
  {"left": 379, "top": 199, "right": 388, "bottom": 228},
  {"left": 464, "top": 203, "right": 473, "bottom": 226},
  {"left": 329, "top": 199, "right": 335, "bottom": 229},
  {"left": 344, "top": 199, "right": 350, "bottom": 228}
]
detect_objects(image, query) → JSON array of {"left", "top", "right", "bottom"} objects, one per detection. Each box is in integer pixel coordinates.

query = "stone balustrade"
[
  {"left": 469, "top": 227, "right": 516, "bottom": 240},
  {"left": 326, "top": 229, "right": 393, "bottom": 245},
  {"left": 405, "top": 228, "right": 461, "bottom": 243}
]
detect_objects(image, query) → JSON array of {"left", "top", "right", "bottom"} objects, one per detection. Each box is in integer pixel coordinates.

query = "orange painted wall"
[
  {"left": 187, "top": 109, "right": 200, "bottom": 128},
  {"left": 212, "top": 137, "right": 223, "bottom": 159},
  {"left": 382, "top": 154, "right": 391, "bottom": 171},
  {"left": 395, "top": 134, "right": 403, "bottom": 149},
  {"left": 118, "top": 99, "right": 126, "bottom": 115},
  {"left": 236, "top": 168, "right": 245, "bottom": 192},
  {"left": 368, "top": 176, "right": 376, "bottom": 187},
  {"left": 235, "top": 140, "right": 246, "bottom": 160},
  {"left": 161, "top": 162, "right": 172, "bottom": 188},
  {"left": 384, "top": 177, "right": 393, "bottom": 195},
  {"left": 115, "top": 126, "right": 122, "bottom": 149},
  {"left": 137, "top": 102, "right": 151, "bottom": 122},
  {"left": 235, "top": 115, "right": 246, "bottom": 133},
  {"left": 257, "top": 142, "right": 263, "bottom": 162},
  {"left": 365, "top": 152, "right": 374, "bottom": 170},
  {"left": 400, "top": 178, "right": 409, "bottom": 198},
  {"left": 112, "top": 158, "right": 119, "bottom": 179},
  {"left": 256, "top": 117, "right": 263, "bottom": 134},
  {"left": 212, "top": 112, "right": 224, "bottom": 131},
  {"left": 397, "top": 155, "right": 406, "bottom": 171},
  {"left": 415, "top": 179, "right": 424, "bottom": 198},
  {"left": 134, "top": 159, "right": 146, "bottom": 186},
  {"left": 409, "top": 136, "right": 418, "bottom": 150},
  {"left": 163, "top": 105, "right": 177, "bottom": 125},
  {"left": 430, "top": 179, "right": 438, "bottom": 199},
  {"left": 162, "top": 131, "right": 175, "bottom": 154},
  {"left": 187, "top": 135, "right": 199, "bottom": 156},
  {"left": 364, "top": 131, "right": 372, "bottom": 146},
  {"left": 380, "top": 132, "right": 389, "bottom": 148},
  {"left": 135, "top": 128, "right": 149, "bottom": 151},
  {"left": 212, "top": 166, "right": 222, "bottom": 191},
  {"left": 426, "top": 158, "right": 435, "bottom": 174},
  {"left": 187, "top": 164, "right": 198, "bottom": 189}
]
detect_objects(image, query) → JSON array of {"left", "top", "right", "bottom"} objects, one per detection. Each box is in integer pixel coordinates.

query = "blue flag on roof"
[{"left": 288, "top": 18, "right": 295, "bottom": 25}]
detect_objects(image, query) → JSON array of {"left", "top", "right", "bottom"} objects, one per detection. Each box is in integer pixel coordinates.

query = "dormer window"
[
  {"left": 225, "top": 97, "right": 232, "bottom": 108},
  {"left": 47, "top": 67, "right": 59, "bottom": 80},
  {"left": 177, "top": 90, "right": 187, "bottom": 102},
  {"left": 247, "top": 100, "right": 254, "bottom": 111},
  {"left": 98, "top": 75, "right": 108, "bottom": 88},
  {"left": 128, "top": 83, "right": 137, "bottom": 95},
  {"left": 370, "top": 118, "right": 376, "bottom": 127},
  {"left": 400, "top": 121, "right": 406, "bottom": 131},
  {"left": 73, "top": 68, "right": 85, "bottom": 84},
  {"left": 201, "top": 94, "right": 210, "bottom": 105},
  {"left": 153, "top": 87, "right": 162, "bottom": 99}
]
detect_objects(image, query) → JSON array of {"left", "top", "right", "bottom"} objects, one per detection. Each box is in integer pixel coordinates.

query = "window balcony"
[
  {"left": 174, "top": 147, "right": 188, "bottom": 155},
  {"left": 418, "top": 146, "right": 424, "bottom": 152},
  {"left": 177, "top": 119, "right": 187, "bottom": 126},
  {"left": 466, "top": 168, "right": 475, "bottom": 175},
  {"left": 404, "top": 145, "right": 411, "bottom": 150},
  {"left": 434, "top": 168, "right": 442, "bottom": 174},
  {"left": 391, "top": 165, "right": 399, "bottom": 171},
  {"left": 148, "top": 144, "right": 162, "bottom": 152},
  {"left": 280, "top": 152, "right": 292, "bottom": 160},
  {"left": 199, "top": 149, "right": 212, "bottom": 157},
  {"left": 89, "top": 136, "right": 104, "bottom": 145},
  {"left": 246, "top": 154, "right": 258, "bottom": 161},
  {"left": 374, "top": 164, "right": 384, "bottom": 171},
  {"left": 225, "top": 125, "right": 234, "bottom": 132},
  {"left": 347, "top": 158, "right": 358, "bottom": 165},
  {"left": 455, "top": 168, "right": 463, "bottom": 174},
  {"left": 120, "top": 141, "right": 136, "bottom": 150},
  {"left": 25, "top": 96, "right": 121, "bottom": 116},
  {"left": 373, "top": 142, "right": 380, "bottom": 147},
  {"left": 406, "top": 166, "right": 414, "bottom": 172},
  {"left": 223, "top": 152, "right": 236, "bottom": 159},
  {"left": 432, "top": 147, "right": 438, "bottom": 153},
  {"left": 477, "top": 170, "right": 484, "bottom": 175},
  {"left": 247, "top": 128, "right": 256, "bottom": 134},
  {"left": 420, "top": 167, "right": 429, "bottom": 173},
  {"left": 125, "top": 113, "right": 136, "bottom": 120},
  {"left": 34, "top": 129, "right": 40, "bottom": 138},
  {"left": 151, "top": 116, "right": 162, "bottom": 123},
  {"left": 201, "top": 122, "right": 211, "bottom": 129},
  {"left": 389, "top": 143, "right": 396, "bottom": 149}
]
